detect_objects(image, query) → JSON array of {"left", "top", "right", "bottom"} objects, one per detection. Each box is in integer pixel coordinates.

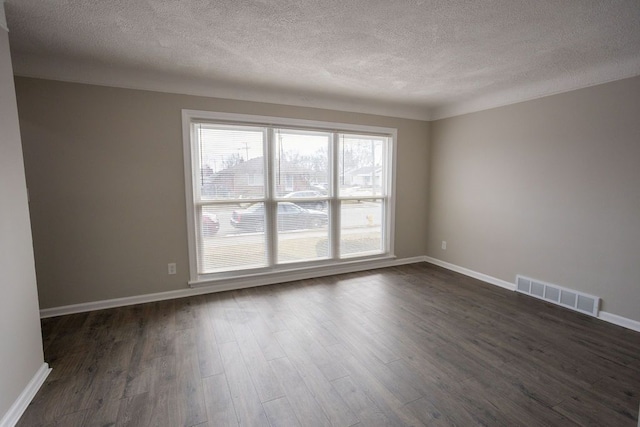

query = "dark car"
[
  {"left": 283, "top": 190, "right": 327, "bottom": 210},
  {"left": 231, "top": 202, "right": 328, "bottom": 232},
  {"left": 202, "top": 213, "right": 220, "bottom": 236}
]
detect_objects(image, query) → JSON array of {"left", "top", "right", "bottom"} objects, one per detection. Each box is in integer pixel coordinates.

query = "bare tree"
[{"left": 223, "top": 153, "right": 245, "bottom": 169}]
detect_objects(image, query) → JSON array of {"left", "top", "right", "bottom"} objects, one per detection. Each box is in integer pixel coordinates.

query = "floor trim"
[
  {"left": 423, "top": 256, "right": 516, "bottom": 291},
  {"left": 0, "top": 363, "right": 51, "bottom": 427},
  {"left": 424, "top": 256, "right": 640, "bottom": 333},
  {"left": 40, "top": 256, "right": 428, "bottom": 318},
  {"left": 598, "top": 311, "right": 640, "bottom": 333}
]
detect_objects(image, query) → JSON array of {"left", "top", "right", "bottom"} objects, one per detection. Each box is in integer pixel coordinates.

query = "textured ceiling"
[{"left": 5, "top": 0, "right": 640, "bottom": 119}]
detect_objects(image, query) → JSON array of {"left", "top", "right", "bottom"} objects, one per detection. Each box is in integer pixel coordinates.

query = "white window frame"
[{"left": 182, "top": 110, "right": 397, "bottom": 286}]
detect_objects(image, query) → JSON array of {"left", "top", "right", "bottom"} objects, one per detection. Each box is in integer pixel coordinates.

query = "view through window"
[{"left": 185, "top": 112, "right": 394, "bottom": 278}]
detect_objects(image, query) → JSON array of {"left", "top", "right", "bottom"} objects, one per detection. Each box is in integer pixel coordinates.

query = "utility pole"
[{"left": 240, "top": 142, "right": 249, "bottom": 160}]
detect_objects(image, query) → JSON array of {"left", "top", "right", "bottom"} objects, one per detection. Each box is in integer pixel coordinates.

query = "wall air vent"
[{"left": 515, "top": 275, "right": 599, "bottom": 317}]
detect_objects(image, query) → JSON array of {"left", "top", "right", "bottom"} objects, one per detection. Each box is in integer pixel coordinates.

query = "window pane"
[
  {"left": 198, "top": 203, "right": 267, "bottom": 273},
  {"left": 340, "top": 199, "right": 383, "bottom": 257},
  {"left": 274, "top": 129, "right": 330, "bottom": 198},
  {"left": 197, "top": 124, "right": 265, "bottom": 200},
  {"left": 277, "top": 202, "right": 330, "bottom": 263},
  {"left": 339, "top": 135, "right": 386, "bottom": 197}
]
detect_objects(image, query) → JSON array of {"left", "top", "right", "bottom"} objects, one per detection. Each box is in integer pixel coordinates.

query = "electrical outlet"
[
  {"left": 168, "top": 263, "right": 177, "bottom": 275},
  {"left": 441, "top": 241, "right": 447, "bottom": 250}
]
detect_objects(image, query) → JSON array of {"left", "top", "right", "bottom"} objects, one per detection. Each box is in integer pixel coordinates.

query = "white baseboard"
[
  {"left": 424, "top": 256, "right": 640, "bottom": 333},
  {"left": 598, "top": 311, "right": 640, "bottom": 333},
  {"left": 0, "top": 363, "right": 51, "bottom": 427},
  {"left": 423, "top": 256, "right": 516, "bottom": 291},
  {"left": 40, "top": 256, "right": 428, "bottom": 318}
]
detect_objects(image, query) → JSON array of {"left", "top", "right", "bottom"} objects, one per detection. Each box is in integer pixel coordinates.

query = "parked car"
[
  {"left": 231, "top": 202, "right": 328, "bottom": 232},
  {"left": 283, "top": 190, "right": 327, "bottom": 210},
  {"left": 312, "top": 183, "right": 328, "bottom": 192},
  {"left": 202, "top": 213, "right": 220, "bottom": 236}
]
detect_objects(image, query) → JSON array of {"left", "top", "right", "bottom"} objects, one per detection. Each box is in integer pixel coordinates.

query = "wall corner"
[{"left": 0, "top": 1, "right": 8, "bottom": 32}]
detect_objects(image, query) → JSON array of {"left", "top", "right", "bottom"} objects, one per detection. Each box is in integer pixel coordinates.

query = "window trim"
[{"left": 182, "top": 109, "right": 397, "bottom": 285}]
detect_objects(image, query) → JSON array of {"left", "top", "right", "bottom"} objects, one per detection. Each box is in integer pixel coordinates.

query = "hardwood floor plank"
[
  {"left": 269, "top": 356, "right": 332, "bottom": 427},
  {"left": 274, "top": 330, "right": 358, "bottom": 426},
  {"left": 459, "top": 375, "right": 579, "bottom": 426},
  {"left": 331, "top": 375, "right": 395, "bottom": 427},
  {"left": 317, "top": 359, "right": 350, "bottom": 382},
  {"left": 139, "top": 301, "right": 177, "bottom": 362},
  {"left": 229, "top": 314, "right": 285, "bottom": 403},
  {"left": 146, "top": 385, "right": 182, "bottom": 427},
  {"left": 175, "top": 298, "right": 198, "bottom": 331},
  {"left": 245, "top": 287, "right": 289, "bottom": 333},
  {"left": 246, "top": 317, "right": 287, "bottom": 361},
  {"left": 43, "top": 343, "right": 91, "bottom": 383},
  {"left": 553, "top": 394, "right": 637, "bottom": 427},
  {"left": 75, "top": 397, "right": 121, "bottom": 427},
  {"left": 45, "top": 411, "right": 87, "bottom": 427},
  {"left": 107, "top": 305, "right": 143, "bottom": 343},
  {"left": 288, "top": 308, "right": 341, "bottom": 349},
  {"left": 321, "top": 316, "right": 399, "bottom": 365},
  {"left": 175, "top": 328, "right": 208, "bottom": 426},
  {"left": 324, "top": 343, "right": 426, "bottom": 426},
  {"left": 194, "top": 299, "right": 225, "bottom": 378},
  {"left": 117, "top": 392, "right": 155, "bottom": 426},
  {"left": 551, "top": 338, "right": 640, "bottom": 389},
  {"left": 203, "top": 373, "right": 239, "bottom": 427},
  {"left": 37, "top": 400, "right": 120, "bottom": 427},
  {"left": 16, "top": 378, "right": 74, "bottom": 425},
  {"left": 326, "top": 340, "right": 423, "bottom": 405},
  {"left": 206, "top": 294, "right": 238, "bottom": 345},
  {"left": 474, "top": 359, "right": 577, "bottom": 407},
  {"left": 79, "top": 338, "right": 134, "bottom": 410},
  {"left": 42, "top": 312, "right": 91, "bottom": 360},
  {"left": 277, "top": 311, "right": 337, "bottom": 368},
  {"left": 386, "top": 359, "right": 478, "bottom": 426},
  {"left": 219, "top": 341, "right": 270, "bottom": 426},
  {"left": 262, "top": 396, "right": 302, "bottom": 427},
  {"left": 402, "top": 397, "right": 458, "bottom": 426},
  {"left": 591, "top": 376, "right": 640, "bottom": 414},
  {"left": 123, "top": 354, "right": 176, "bottom": 398}
]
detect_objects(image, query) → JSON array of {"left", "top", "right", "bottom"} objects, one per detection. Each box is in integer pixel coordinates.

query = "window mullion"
[
  {"left": 266, "top": 127, "right": 277, "bottom": 267},
  {"left": 330, "top": 132, "right": 340, "bottom": 260},
  {"left": 386, "top": 134, "right": 396, "bottom": 255},
  {"left": 195, "top": 204, "right": 204, "bottom": 275}
]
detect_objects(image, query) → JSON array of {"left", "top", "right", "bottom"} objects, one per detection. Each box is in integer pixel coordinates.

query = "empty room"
[{"left": 1, "top": 0, "right": 639, "bottom": 426}]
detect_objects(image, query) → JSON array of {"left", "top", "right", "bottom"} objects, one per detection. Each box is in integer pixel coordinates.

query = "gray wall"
[
  {"left": 0, "top": 30, "right": 45, "bottom": 418},
  {"left": 15, "top": 77, "right": 430, "bottom": 309},
  {"left": 428, "top": 76, "right": 640, "bottom": 321}
]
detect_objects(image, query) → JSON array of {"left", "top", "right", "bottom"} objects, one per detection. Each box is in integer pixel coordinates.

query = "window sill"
[{"left": 188, "top": 255, "right": 397, "bottom": 289}]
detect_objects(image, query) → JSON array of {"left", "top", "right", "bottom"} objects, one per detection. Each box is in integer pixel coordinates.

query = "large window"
[{"left": 183, "top": 111, "right": 396, "bottom": 283}]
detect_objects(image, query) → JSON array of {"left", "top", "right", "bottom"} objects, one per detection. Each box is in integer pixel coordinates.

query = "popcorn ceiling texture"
[{"left": 5, "top": 0, "right": 640, "bottom": 119}]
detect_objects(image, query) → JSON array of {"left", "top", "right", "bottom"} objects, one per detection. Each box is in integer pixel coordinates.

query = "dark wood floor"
[{"left": 18, "top": 263, "right": 640, "bottom": 426}]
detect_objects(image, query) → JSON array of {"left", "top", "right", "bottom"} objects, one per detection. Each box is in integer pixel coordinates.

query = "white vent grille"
[{"left": 515, "top": 275, "right": 599, "bottom": 317}]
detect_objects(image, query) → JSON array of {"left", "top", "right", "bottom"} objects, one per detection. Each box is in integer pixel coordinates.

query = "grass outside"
[{"left": 202, "top": 230, "right": 381, "bottom": 270}]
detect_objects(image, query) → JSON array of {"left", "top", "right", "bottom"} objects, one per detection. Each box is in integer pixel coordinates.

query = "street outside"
[{"left": 200, "top": 201, "right": 383, "bottom": 271}]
